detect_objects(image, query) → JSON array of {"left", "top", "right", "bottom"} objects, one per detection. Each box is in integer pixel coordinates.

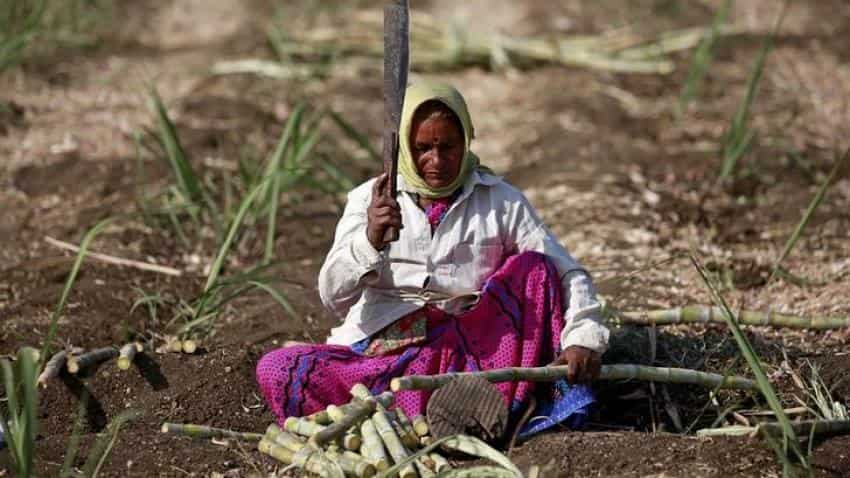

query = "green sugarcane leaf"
[
  {"left": 148, "top": 87, "right": 203, "bottom": 203},
  {"left": 61, "top": 390, "right": 91, "bottom": 478},
  {"left": 81, "top": 409, "right": 142, "bottom": 477},
  {"left": 203, "top": 175, "right": 273, "bottom": 294},
  {"left": 39, "top": 218, "right": 113, "bottom": 369},
  {"left": 18, "top": 347, "right": 38, "bottom": 476},
  {"left": 692, "top": 255, "right": 808, "bottom": 471},
  {"left": 260, "top": 103, "right": 306, "bottom": 203},
  {"left": 378, "top": 434, "right": 522, "bottom": 478},
  {"left": 1, "top": 359, "right": 22, "bottom": 474},
  {"left": 329, "top": 110, "right": 381, "bottom": 164},
  {"left": 247, "top": 280, "right": 297, "bottom": 320},
  {"left": 768, "top": 147, "right": 850, "bottom": 284},
  {"left": 677, "top": 0, "right": 732, "bottom": 115}
]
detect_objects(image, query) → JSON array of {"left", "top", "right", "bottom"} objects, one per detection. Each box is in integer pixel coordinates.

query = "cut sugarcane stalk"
[
  {"left": 327, "top": 404, "right": 364, "bottom": 451},
  {"left": 307, "top": 392, "right": 394, "bottom": 448},
  {"left": 259, "top": 439, "right": 336, "bottom": 477},
  {"left": 616, "top": 305, "right": 850, "bottom": 330},
  {"left": 117, "top": 342, "right": 143, "bottom": 370},
  {"left": 371, "top": 411, "right": 416, "bottom": 478},
  {"left": 306, "top": 404, "right": 359, "bottom": 425},
  {"left": 350, "top": 384, "right": 416, "bottom": 478},
  {"left": 258, "top": 437, "right": 296, "bottom": 463},
  {"left": 390, "top": 364, "right": 758, "bottom": 392},
  {"left": 411, "top": 415, "right": 429, "bottom": 437},
  {"left": 266, "top": 424, "right": 305, "bottom": 451},
  {"left": 763, "top": 419, "right": 850, "bottom": 438},
  {"left": 415, "top": 457, "right": 435, "bottom": 477},
  {"left": 266, "top": 425, "right": 376, "bottom": 478},
  {"left": 418, "top": 454, "right": 436, "bottom": 470},
  {"left": 66, "top": 347, "right": 119, "bottom": 374},
  {"left": 326, "top": 404, "right": 346, "bottom": 422},
  {"left": 360, "top": 417, "right": 390, "bottom": 471},
  {"left": 292, "top": 447, "right": 340, "bottom": 478},
  {"left": 307, "top": 409, "right": 333, "bottom": 425},
  {"left": 181, "top": 339, "right": 198, "bottom": 354},
  {"left": 325, "top": 449, "right": 377, "bottom": 478},
  {"left": 161, "top": 422, "right": 263, "bottom": 441},
  {"left": 394, "top": 407, "right": 419, "bottom": 449},
  {"left": 696, "top": 425, "right": 755, "bottom": 437},
  {"left": 393, "top": 420, "right": 419, "bottom": 449},
  {"left": 38, "top": 350, "right": 68, "bottom": 386},
  {"left": 429, "top": 453, "right": 451, "bottom": 473},
  {"left": 695, "top": 420, "right": 850, "bottom": 438},
  {"left": 285, "top": 416, "right": 326, "bottom": 437},
  {"left": 166, "top": 337, "right": 183, "bottom": 353}
]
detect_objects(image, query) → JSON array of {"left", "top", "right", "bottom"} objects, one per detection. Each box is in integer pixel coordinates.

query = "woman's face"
[{"left": 410, "top": 110, "right": 465, "bottom": 189}]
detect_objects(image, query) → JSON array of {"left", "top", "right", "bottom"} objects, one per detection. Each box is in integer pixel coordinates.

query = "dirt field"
[{"left": 2, "top": 0, "right": 849, "bottom": 476}]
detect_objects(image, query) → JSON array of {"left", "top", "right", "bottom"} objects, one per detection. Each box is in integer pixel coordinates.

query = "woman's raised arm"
[{"left": 317, "top": 177, "right": 389, "bottom": 318}]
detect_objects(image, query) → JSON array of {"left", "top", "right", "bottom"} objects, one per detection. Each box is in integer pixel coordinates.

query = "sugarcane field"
[{"left": 2, "top": 0, "right": 850, "bottom": 476}]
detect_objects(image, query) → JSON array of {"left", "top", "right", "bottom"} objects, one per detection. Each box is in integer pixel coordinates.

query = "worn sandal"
[{"left": 426, "top": 375, "right": 508, "bottom": 443}]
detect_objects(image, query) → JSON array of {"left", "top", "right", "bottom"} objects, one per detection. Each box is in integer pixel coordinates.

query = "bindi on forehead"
[{"left": 414, "top": 118, "right": 462, "bottom": 139}]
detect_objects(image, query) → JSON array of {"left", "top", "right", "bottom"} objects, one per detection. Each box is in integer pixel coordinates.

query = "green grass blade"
[
  {"left": 329, "top": 110, "right": 381, "bottom": 164},
  {"left": 260, "top": 103, "right": 305, "bottom": 203},
  {"left": 677, "top": 0, "right": 732, "bottom": 116},
  {"left": 263, "top": 172, "right": 282, "bottom": 264},
  {"left": 266, "top": 25, "right": 291, "bottom": 63},
  {"left": 19, "top": 348, "right": 38, "bottom": 477},
  {"left": 768, "top": 147, "right": 849, "bottom": 285},
  {"left": 38, "top": 218, "right": 113, "bottom": 370},
  {"left": 60, "top": 390, "right": 90, "bottom": 478},
  {"left": 147, "top": 87, "right": 203, "bottom": 203},
  {"left": 247, "top": 280, "right": 297, "bottom": 319},
  {"left": 1, "top": 348, "right": 40, "bottom": 477},
  {"left": 288, "top": 123, "right": 321, "bottom": 170},
  {"left": 318, "top": 157, "right": 356, "bottom": 192},
  {"left": 202, "top": 176, "right": 272, "bottom": 295},
  {"left": 691, "top": 255, "right": 809, "bottom": 470},
  {"left": 719, "top": 1, "right": 789, "bottom": 180},
  {"left": 81, "top": 409, "right": 142, "bottom": 477},
  {"left": 1, "top": 359, "right": 22, "bottom": 475}
]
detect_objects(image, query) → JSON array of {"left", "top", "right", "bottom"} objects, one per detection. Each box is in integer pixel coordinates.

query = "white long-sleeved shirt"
[{"left": 318, "top": 169, "right": 610, "bottom": 353}]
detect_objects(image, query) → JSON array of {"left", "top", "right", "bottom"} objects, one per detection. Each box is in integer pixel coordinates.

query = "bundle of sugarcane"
[
  {"left": 255, "top": 385, "right": 453, "bottom": 478},
  {"left": 390, "top": 364, "right": 759, "bottom": 392},
  {"left": 253, "top": 11, "right": 749, "bottom": 75},
  {"left": 611, "top": 305, "right": 850, "bottom": 330}
]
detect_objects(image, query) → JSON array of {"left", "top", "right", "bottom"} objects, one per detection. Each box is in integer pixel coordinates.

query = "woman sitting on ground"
[{"left": 257, "top": 81, "right": 609, "bottom": 437}]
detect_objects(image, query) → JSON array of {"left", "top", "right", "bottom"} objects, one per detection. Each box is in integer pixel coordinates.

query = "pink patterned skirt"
[{"left": 256, "top": 252, "right": 594, "bottom": 436}]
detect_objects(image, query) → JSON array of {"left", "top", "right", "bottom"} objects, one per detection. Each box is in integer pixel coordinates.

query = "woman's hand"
[
  {"left": 367, "top": 173, "right": 403, "bottom": 250},
  {"left": 553, "top": 345, "right": 602, "bottom": 384}
]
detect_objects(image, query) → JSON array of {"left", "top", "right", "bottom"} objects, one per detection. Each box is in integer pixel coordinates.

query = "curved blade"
[
  {"left": 384, "top": 0, "right": 409, "bottom": 133},
  {"left": 383, "top": 0, "right": 409, "bottom": 199}
]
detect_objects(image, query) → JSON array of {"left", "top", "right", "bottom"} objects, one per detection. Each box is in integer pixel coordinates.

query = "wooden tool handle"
[
  {"left": 383, "top": 226, "right": 399, "bottom": 243},
  {"left": 382, "top": 132, "right": 400, "bottom": 244}
]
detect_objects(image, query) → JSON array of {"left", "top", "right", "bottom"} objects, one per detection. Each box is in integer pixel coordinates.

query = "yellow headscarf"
[{"left": 398, "top": 80, "right": 482, "bottom": 198}]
